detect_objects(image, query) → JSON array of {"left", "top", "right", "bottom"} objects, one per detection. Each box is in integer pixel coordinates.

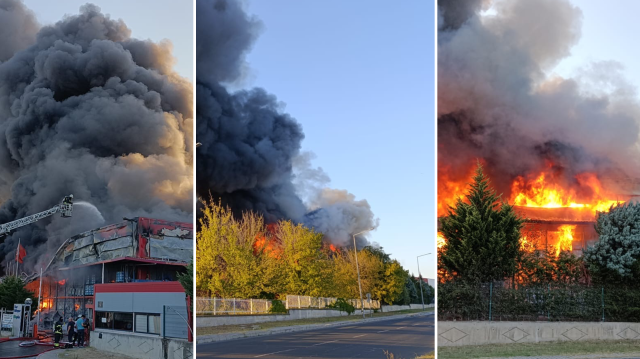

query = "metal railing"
[
  {"left": 285, "top": 295, "right": 380, "bottom": 310},
  {"left": 196, "top": 297, "right": 272, "bottom": 316}
]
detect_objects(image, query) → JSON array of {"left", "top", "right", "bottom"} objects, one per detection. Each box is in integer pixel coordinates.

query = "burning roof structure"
[
  {"left": 24, "top": 217, "right": 192, "bottom": 330},
  {"left": 44, "top": 217, "right": 193, "bottom": 272},
  {"left": 437, "top": 0, "right": 640, "bottom": 257}
]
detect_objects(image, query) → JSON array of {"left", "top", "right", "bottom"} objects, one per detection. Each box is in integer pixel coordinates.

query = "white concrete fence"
[{"left": 439, "top": 321, "right": 640, "bottom": 347}]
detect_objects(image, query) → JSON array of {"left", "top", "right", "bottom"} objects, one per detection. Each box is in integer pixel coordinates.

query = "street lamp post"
[
  {"left": 353, "top": 228, "right": 374, "bottom": 319},
  {"left": 417, "top": 253, "right": 431, "bottom": 311}
]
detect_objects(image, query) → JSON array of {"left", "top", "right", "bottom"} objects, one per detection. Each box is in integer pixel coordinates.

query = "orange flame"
[
  {"left": 329, "top": 244, "right": 337, "bottom": 252},
  {"left": 510, "top": 169, "right": 620, "bottom": 214},
  {"left": 253, "top": 223, "right": 282, "bottom": 258},
  {"left": 58, "top": 279, "right": 66, "bottom": 286},
  {"left": 554, "top": 225, "right": 575, "bottom": 257},
  {"left": 520, "top": 235, "right": 536, "bottom": 253},
  {"left": 437, "top": 232, "right": 446, "bottom": 249}
]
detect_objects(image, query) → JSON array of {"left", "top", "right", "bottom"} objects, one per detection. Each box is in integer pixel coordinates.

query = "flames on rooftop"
[{"left": 437, "top": 159, "right": 629, "bottom": 258}]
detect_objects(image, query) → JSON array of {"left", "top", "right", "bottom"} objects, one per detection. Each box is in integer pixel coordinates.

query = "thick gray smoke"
[
  {"left": 438, "top": 0, "right": 640, "bottom": 201},
  {"left": 196, "top": 0, "right": 377, "bottom": 247},
  {"left": 0, "top": 3, "right": 193, "bottom": 272},
  {"left": 0, "top": 0, "right": 39, "bottom": 63}
]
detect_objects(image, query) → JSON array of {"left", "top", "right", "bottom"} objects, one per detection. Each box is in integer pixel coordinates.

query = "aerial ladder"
[{"left": 0, "top": 195, "right": 74, "bottom": 236}]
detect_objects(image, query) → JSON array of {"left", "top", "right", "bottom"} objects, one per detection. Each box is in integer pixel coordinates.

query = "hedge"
[{"left": 438, "top": 281, "right": 640, "bottom": 322}]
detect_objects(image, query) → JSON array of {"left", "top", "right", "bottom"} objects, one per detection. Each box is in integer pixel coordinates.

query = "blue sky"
[
  {"left": 24, "top": 0, "right": 193, "bottom": 81},
  {"left": 243, "top": 0, "right": 436, "bottom": 279},
  {"left": 553, "top": 0, "right": 640, "bottom": 90}
]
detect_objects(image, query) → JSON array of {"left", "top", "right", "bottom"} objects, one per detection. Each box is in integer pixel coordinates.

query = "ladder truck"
[{"left": 0, "top": 195, "right": 74, "bottom": 236}]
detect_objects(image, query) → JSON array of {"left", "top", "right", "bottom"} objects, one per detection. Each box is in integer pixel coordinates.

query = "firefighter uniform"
[{"left": 54, "top": 319, "right": 63, "bottom": 348}]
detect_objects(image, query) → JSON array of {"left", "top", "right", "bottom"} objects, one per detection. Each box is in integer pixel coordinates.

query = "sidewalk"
[
  {"left": 197, "top": 311, "right": 434, "bottom": 344},
  {"left": 38, "top": 347, "right": 137, "bottom": 359}
]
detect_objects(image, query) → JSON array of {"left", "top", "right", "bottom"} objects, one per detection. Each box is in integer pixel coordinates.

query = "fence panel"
[
  {"left": 196, "top": 298, "right": 272, "bottom": 315},
  {"left": 286, "top": 295, "right": 380, "bottom": 310}
]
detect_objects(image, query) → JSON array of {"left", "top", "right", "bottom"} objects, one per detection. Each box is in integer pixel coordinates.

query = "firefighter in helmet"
[{"left": 54, "top": 317, "right": 63, "bottom": 348}]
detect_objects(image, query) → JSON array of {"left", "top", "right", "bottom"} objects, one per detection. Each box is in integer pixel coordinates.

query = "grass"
[
  {"left": 438, "top": 340, "right": 640, "bottom": 358},
  {"left": 197, "top": 308, "right": 432, "bottom": 336}
]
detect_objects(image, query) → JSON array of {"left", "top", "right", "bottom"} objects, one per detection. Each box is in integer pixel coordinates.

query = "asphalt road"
[{"left": 197, "top": 314, "right": 434, "bottom": 359}]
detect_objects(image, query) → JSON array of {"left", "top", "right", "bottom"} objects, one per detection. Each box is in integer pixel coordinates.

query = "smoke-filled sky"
[
  {"left": 24, "top": 0, "right": 193, "bottom": 81},
  {"left": 438, "top": 0, "right": 640, "bottom": 211},
  {"left": 197, "top": 0, "right": 435, "bottom": 278},
  {"left": 0, "top": 0, "right": 193, "bottom": 273},
  {"left": 554, "top": 1, "right": 640, "bottom": 96}
]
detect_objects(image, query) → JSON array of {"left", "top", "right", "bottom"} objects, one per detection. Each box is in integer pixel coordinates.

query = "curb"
[{"left": 196, "top": 311, "right": 434, "bottom": 344}]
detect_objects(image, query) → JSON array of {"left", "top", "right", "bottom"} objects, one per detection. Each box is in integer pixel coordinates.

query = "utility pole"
[
  {"left": 417, "top": 253, "right": 432, "bottom": 311},
  {"left": 353, "top": 228, "right": 374, "bottom": 319}
]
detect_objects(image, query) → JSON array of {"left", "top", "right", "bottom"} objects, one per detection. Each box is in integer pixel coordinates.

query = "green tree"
[
  {"left": 516, "top": 248, "right": 585, "bottom": 285},
  {"left": 439, "top": 162, "right": 524, "bottom": 283},
  {"left": 0, "top": 277, "right": 37, "bottom": 314},
  {"left": 177, "top": 261, "right": 193, "bottom": 298},
  {"left": 196, "top": 198, "right": 276, "bottom": 298},
  {"left": 584, "top": 202, "right": 640, "bottom": 284},
  {"left": 274, "top": 220, "right": 333, "bottom": 297}
]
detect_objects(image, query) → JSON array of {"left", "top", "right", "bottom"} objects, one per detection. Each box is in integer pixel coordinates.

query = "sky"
[
  {"left": 553, "top": 0, "right": 640, "bottom": 93},
  {"left": 23, "top": 0, "right": 193, "bottom": 81},
  {"left": 242, "top": 0, "right": 436, "bottom": 279}
]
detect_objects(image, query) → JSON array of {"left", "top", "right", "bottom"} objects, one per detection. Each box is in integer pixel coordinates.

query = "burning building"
[
  {"left": 24, "top": 217, "right": 192, "bottom": 340},
  {"left": 437, "top": 0, "right": 640, "bottom": 257}
]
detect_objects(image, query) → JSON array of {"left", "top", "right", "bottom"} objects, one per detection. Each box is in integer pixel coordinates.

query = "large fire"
[
  {"left": 438, "top": 162, "right": 621, "bottom": 217},
  {"left": 510, "top": 170, "right": 620, "bottom": 213},
  {"left": 438, "top": 161, "right": 621, "bottom": 259}
]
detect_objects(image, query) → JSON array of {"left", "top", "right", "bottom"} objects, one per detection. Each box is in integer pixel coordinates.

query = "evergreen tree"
[
  {"left": 0, "top": 277, "right": 37, "bottom": 313},
  {"left": 439, "top": 162, "right": 524, "bottom": 283},
  {"left": 584, "top": 202, "right": 640, "bottom": 283}
]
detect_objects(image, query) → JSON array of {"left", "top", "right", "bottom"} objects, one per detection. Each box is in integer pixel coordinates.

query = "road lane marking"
[
  {"left": 313, "top": 340, "right": 339, "bottom": 346},
  {"left": 396, "top": 326, "right": 406, "bottom": 330},
  {"left": 353, "top": 334, "right": 367, "bottom": 338},
  {"left": 377, "top": 330, "right": 390, "bottom": 333},
  {"left": 254, "top": 349, "right": 296, "bottom": 357}
]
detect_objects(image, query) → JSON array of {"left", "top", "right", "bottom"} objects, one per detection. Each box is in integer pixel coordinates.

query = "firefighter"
[
  {"left": 67, "top": 317, "right": 76, "bottom": 345},
  {"left": 54, "top": 317, "right": 63, "bottom": 348}
]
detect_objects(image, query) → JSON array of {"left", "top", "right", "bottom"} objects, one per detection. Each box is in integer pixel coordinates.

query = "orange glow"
[
  {"left": 437, "top": 163, "right": 477, "bottom": 216},
  {"left": 253, "top": 223, "right": 282, "bottom": 258},
  {"left": 437, "top": 232, "right": 446, "bottom": 249},
  {"left": 520, "top": 235, "right": 536, "bottom": 253},
  {"left": 74, "top": 304, "right": 80, "bottom": 311},
  {"left": 510, "top": 168, "right": 620, "bottom": 214},
  {"left": 554, "top": 225, "right": 576, "bottom": 257},
  {"left": 57, "top": 280, "right": 66, "bottom": 286},
  {"left": 329, "top": 244, "right": 337, "bottom": 252},
  {"left": 42, "top": 302, "right": 49, "bottom": 309}
]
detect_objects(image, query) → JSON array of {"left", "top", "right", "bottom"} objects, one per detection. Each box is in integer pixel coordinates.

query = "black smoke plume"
[
  {"left": 196, "top": 0, "right": 377, "bottom": 247},
  {"left": 438, "top": 0, "right": 640, "bottom": 201},
  {"left": 0, "top": 2, "right": 193, "bottom": 273}
]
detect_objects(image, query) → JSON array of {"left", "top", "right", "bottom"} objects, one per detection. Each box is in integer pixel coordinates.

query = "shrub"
[
  {"left": 328, "top": 298, "right": 356, "bottom": 315},
  {"left": 269, "top": 299, "right": 287, "bottom": 314}
]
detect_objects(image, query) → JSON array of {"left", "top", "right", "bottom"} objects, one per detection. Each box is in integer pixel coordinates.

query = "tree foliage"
[
  {"left": 0, "top": 277, "right": 37, "bottom": 313},
  {"left": 196, "top": 199, "right": 412, "bottom": 305},
  {"left": 439, "top": 162, "right": 524, "bottom": 283},
  {"left": 584, "top": 202, "right": 640, "bottom": 283}
]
